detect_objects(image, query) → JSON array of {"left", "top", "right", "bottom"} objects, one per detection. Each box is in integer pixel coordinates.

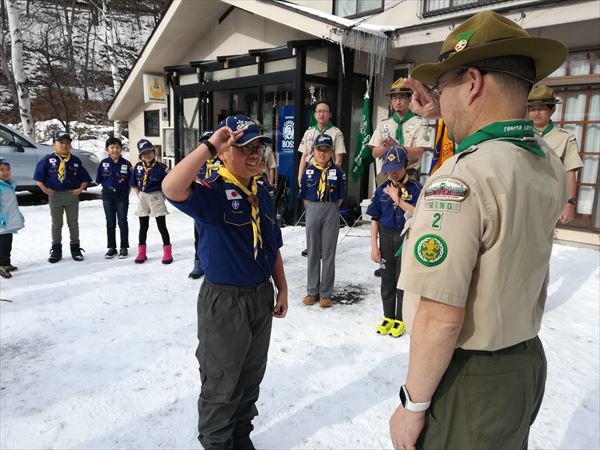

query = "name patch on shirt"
[
  {"left": 424, "top": 200, "right": 461, "bottom": 213},
  {"left": 424, "top": 177, "right": 469, "bottom": 202}
]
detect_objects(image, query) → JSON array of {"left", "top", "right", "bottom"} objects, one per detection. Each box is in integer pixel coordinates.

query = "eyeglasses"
[
  {"left": 232, "top": 142, "right": 267, "bottom": 156},
  {"left": 428, "top": 68, "right": 468, "bottom": 103}
]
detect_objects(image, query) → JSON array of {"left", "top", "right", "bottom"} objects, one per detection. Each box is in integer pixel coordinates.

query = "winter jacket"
[{"left": 0, "top": 179, "right": 25, "bottom": 234}]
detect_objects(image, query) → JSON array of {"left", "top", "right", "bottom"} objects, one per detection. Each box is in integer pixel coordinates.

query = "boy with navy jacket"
[
  {"left": 162, "top": 115, "right": 288, "bottom": 450},
  {"left": 367, "top": 146, "right": 421, "bottom": 337},
  {"left": 96, "top": 137, "right": 132, "bottom": 259},
  {"left": 33, "top": 131, "right": 92, "bottom": 263},
  {"left": 299, "top": 134, "right": 346, "bottom": 308}
]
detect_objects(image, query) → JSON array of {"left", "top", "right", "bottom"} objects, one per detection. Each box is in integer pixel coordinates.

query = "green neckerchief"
[
  {"left": 456, "top": 120, "right": 545, "bottom": 157},
  {"left": 391, "top": 110, "right": 415, "bottom": 145},
  {"left": 536, "top": 120, "right": 554, "bottom": 137},
  {"left": 313, "top": 122, "right": 333, "bottom": 134}
]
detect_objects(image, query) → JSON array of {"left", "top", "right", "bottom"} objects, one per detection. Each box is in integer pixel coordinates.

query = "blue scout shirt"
[
  {"left": 366, "top": 179, "right": 422, "bottom": 230},
  {"left": 167, "top": 176, "right": 283, "bottom": 286},
  {"left": 130, "top": 160, "right": 168, "bottom": 193},
  {"left": 298, "top": 163, "right": 346, "bottom": 203},
  {"left": 33, "top": 152, "right": 92, "bottom": 191},
  {"left": 96, "top": 157, "right": 132, "bottom": 190}
]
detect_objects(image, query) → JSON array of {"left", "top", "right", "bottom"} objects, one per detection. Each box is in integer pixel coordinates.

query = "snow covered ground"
[{"left": 0, "top": 187, "right": 598, "bottom": 449}]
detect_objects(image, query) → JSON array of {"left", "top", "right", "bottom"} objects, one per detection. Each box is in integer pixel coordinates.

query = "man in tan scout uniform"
[
  {"left": 388, "top": 11, "right": 568, "bottom": 450},
  {"left": 528, "top": 85, "right": 583, "bottom": 224},
  {"left": 369, "top": 78, "right": 432, "bottom": 179}
]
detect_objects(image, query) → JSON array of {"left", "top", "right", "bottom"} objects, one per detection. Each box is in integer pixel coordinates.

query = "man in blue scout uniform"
[
  {"left": 33, "top": 131, "right": 92, "bottom": 263},
  {"left": 367, "top": 146, "right": 421, "bottom": 338},
  {"left": 389, "top": 11, "right": 567, "bottom": 450},
  {"left": 162, "top": 115, "right": 288, "bottom": 450},
  {"left": 96, "top": 137, "right": 132, "bottom": 259},
  {"left": 298, "top": 134, "right": 346, "bottom": 308}
]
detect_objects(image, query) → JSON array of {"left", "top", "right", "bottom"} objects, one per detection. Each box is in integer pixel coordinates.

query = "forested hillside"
[{"left": 0, "top": 0, "right": 169, "bottom": 128}]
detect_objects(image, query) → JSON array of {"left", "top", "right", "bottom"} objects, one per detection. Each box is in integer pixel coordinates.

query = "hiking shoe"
[
  {"left": 0, "top": 266, "right": 11, "bottom": 279},
  {"left": 389, "top": 320, "right": 406, "bottom": 338},
  {"left": 48, "top": 243, "right": 62, "bottom": 263},
  {"left": 188, "top": 260, "right": 204, "bottom": 279},
  {"left": 376, "top": 318, "right": 394, "bottom": 335},
  {"left": 118, "top": 248, "right": 128, "bottom": 259},
  {"left": 319, "top": 297, "right": 332, "bottom": 308},
  {"left": 105, "top": 248, "right": 118, "bottom": 259},
  {"left": 303, "top": 295, "right": 317, "bottom": 305},
  {"left": 7, "top": 265, "right": 18, "bottom": 271},
  {"left": 70, "top": 243, "right": 85, "bottom": 261},
  {"left": 301, "top": 248, "right": 308, "bottom": 257},
  {"left": 374, "top": 268, "right": 381, "bottom": 277}
]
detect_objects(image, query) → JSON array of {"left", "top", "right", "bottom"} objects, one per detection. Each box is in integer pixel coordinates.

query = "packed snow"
[{"left": 0, "top": 184, "right": 598, "bottom": 449}]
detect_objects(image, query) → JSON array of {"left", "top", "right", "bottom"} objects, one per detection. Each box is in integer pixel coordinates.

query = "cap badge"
[
  {"left": 454, "top": 30, "right": 475, "bottom": 53},
  {"left": 387, "top": 154, "right": 397, "bottom": 162}
]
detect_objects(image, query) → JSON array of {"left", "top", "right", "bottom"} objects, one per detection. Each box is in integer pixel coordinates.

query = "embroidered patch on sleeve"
[
  {"left": 414, "top": 234, "right": 447, "bottom": 267},
  {"left": 424, "top": 177, "right": 469, "bottom": 202}
]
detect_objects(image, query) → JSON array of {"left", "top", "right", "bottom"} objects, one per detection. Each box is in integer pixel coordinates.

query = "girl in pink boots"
[{"left": 130, "top": 139, "right": 173, "bottom": 264}]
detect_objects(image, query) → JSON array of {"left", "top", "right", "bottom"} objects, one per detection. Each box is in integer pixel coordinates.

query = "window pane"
[
  {"left": 581, "top": 155, "right": 599, "bottom": 185},
  {"left": 588, "top": 92, "right": 600, "bottom": 120},
  {"left": 563, "top": 123, "right": 583, "bottom": 147},
  {"left": 578, "top": 185, "right": 595, "bottom": 215},
  {"left": 564, "top": 92, "right": 587, "bottom": 121},
  {"left": 569, "top": 54, "right": 591, "bottom": 76},
  {"left": 426, "top": 0, "right": 451, "bottom": 11},
  {"left": 358, "top": 0, "right": 382, "bottom": 13},
  {"left": 591, "top": 51, "right": 600, "bottom": 74},
  {"left": 585, "top": 124, "right": 600, "bottom": 154},
  {"left": 335, "top": 0, "right": 356, "bottom": 17}
]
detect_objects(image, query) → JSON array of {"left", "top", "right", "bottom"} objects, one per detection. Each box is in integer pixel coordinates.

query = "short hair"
[
  {"left": 314, "top": 100, "right": 332, "bottom": 113},
  {"left": 105, "top": 136, "right": 123, "bottom": 149},
  {"left": 470, "top": 55, "right": 534, "bottom": 97}
]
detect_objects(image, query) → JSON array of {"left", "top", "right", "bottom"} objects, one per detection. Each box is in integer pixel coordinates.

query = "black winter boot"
[
  {"left": 48, "top": 243, "right": 62, "bottom": 263},
  {"left": 70, "top": 242, "right": 85, "bottom": 261}
]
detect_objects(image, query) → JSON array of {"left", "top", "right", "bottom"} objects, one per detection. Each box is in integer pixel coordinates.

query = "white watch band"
[{"left": 400, "top": 385, "right": 431, "bottom": 412}]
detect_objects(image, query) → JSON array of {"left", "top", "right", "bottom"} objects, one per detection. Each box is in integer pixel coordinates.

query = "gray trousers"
[
  {"left": 417, "top": 336, "right": 546, "bottom": 449},
  {"left": 49, "top": 191, "right": 80, "bottom": 244},
  {"left": 379, "top": 227, "right": 404, "bottom": 320},
  {"left": 305, "top": 202, "right": 340, "bottom": 299},
  {"left": 196, "top": 280, "right": 274, "bottom": 449}
]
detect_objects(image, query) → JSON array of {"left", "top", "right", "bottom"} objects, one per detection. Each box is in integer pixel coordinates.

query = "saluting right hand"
[{"left": 209, "top": 127, "right": 245, "bottom": 154}]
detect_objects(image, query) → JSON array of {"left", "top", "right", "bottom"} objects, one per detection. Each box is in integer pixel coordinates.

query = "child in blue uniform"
[
  {"left": 0, "top": 158, "right": 25, "bottom": 279},
  {"left": 33, "top": 131, "right": 92, "bottom": 263},
  {"left": 162, "top": 115, "right": 288, "bottom": 450},
  {"left": 130, "top": 139, "right": 172, "bottom": 264},
  {"left": 299, "top": 134, "right": 346, "bottom": 308},
  {"left": 96, "top": 137, "right": 132, "bottom": 259},
  {"left": 367, "top": 146, "right": 421, "bottom": 337}
]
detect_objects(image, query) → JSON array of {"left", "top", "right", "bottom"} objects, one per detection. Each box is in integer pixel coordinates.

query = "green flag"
[{"left": 350, "top": 91, "right": 373, "bottom": 182}]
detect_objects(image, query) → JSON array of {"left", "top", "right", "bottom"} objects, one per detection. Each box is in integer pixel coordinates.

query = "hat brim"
[
  {"left": 385, "top": 89, "right": 412, "bottom": 96},
  {"left": 236, "top": 133, "right": 273, "bottom": 145},
  {"left": 527, "top": 99, "right": 560, "bottom": 106},
  {"left": 381, "top": 163, "right": 405, "bottom": 172},
  {"left": 411, "top": 37, "right": 567, "bottom": 86},
  {"left": 139, "top": 148, "right": 155, "bottom": 154},
  {"left": 313, "top": 145, "right": 334, "bottom": 151}
]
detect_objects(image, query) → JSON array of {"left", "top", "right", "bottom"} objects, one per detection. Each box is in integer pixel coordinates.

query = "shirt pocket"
[{"left": 223, "top": 208, "right": 251, "bottom": 227}]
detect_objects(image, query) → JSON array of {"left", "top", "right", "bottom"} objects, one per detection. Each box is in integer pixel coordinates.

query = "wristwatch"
[
  {"left": 399, "top": 385, "right": 431, "bottom": 412},
  {"left": 567, "top": 198, "right": 577, "bottom": 206}
]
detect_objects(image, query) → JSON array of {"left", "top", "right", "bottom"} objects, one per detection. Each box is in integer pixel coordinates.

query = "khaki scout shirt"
[
  {"left": 540, "top": 126, "right": 584, "bottom": 172},
  {"left": 369, "top": 116, "right": 433, "bottom": 170},
  {"left": 399, "top": 138, "right": 567, "bottom": 351},
  {"left": 298, "top": 126, "right": 346, "bottom": 164}
]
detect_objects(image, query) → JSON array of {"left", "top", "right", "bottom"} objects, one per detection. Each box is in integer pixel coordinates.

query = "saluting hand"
[
  {"left": 209, "top": 127, "right": 244, "bottom": 154},
  {"left": 405, "top": 78, "right": 441, "bottom": 119}
]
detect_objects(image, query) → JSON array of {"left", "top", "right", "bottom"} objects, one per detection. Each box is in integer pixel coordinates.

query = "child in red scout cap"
[
  {"left": 367, "top": 146, "right": 421, "bottom": 337},
  {"left": 298, "top": 134, "right": 347, "bottom": 308},
  {"left": 162, "top": 115, "right": 288, "bottom": 450},
  {"left": 130, "top": 139, "right": 172, "bottom": 264}
]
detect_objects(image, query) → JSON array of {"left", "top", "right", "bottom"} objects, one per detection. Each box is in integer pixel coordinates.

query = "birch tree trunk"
[
  {"left": 6, "top": 0, "right": 33, "bottom": 137},
  {"left": 102, "top": 0, "right": 122, "bottom": 138}
]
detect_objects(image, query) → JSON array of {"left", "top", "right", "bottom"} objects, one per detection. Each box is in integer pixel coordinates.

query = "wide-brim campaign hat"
[
  {"left": 528, "top": 85, "right": 561, "bottom": 106},
  {"left": 385, "top": 78, "right": 412, "bottom": 96},
  {"left": 411, "top": 10, "right": 567, "bottom": 86},
  {"left": 381, "top": 146, "right": 408, "bottom": 172},
  {"left": 217, "top": 115, "right": 273, "bottom": 145}
]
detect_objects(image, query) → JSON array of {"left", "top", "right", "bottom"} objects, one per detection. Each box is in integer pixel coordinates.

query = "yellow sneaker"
[
  {"left": 389, "top": 320, "right": 406, "bottom": 338},
  {"left": 376, "top": 318, "right": 394, "bottom": 335}
]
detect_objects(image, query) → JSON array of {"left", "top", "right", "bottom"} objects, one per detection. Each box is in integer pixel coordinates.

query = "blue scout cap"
[
  {"left": 137, "top": 139, "right": 155, "bottom": 154},
  {"left": 381, "top": 146, "right": 408, "bottom": 172},
  {"left": 216, "top": 115, "right": 273, "bottom": 145},
  {"left": 0, "top": 157, "right": 10, "bottom": 167},
  {"left": 52, "top": 131, "right": 72, "bottom": 142},
  {"left": 199, "top": 130, "right": 214, "bottom": 142},
  {"left": 313, "top": 134, "right": 334, "bottom": 150}
]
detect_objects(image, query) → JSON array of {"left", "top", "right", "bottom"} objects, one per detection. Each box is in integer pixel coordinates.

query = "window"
[
  {"left": 144, "top": 110, "right": 160, "bottom": 137},
  {"left": 422, "top": 0, "right": 507, "bottom": 17},
  {"left": 334, "top": 0, "right": 383, "bottom": 19}
]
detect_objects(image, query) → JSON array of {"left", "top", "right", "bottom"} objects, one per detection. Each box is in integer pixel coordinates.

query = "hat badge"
[
  {"left": 454, "top": 30, "right": 475, "bottom": 53},
  {"left": 387, "top": 153, "right": 397, "bottom": 162}
]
